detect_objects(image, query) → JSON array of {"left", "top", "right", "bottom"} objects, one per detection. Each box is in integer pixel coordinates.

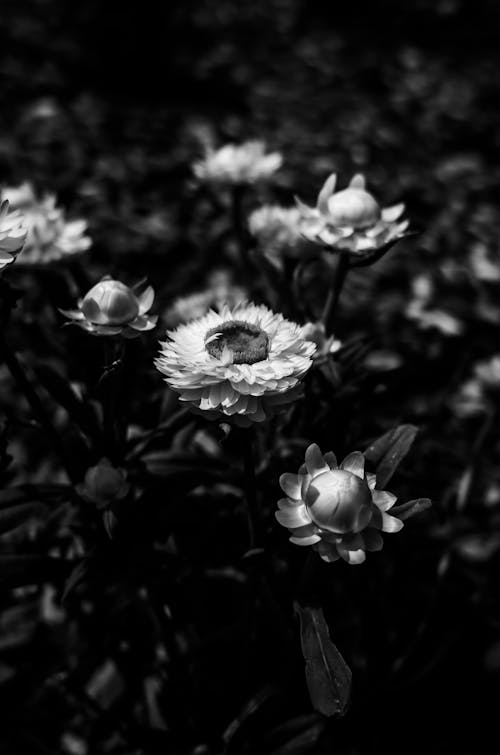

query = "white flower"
[
  {"left": 0, "top": 200, "right": 28, "bottom": 270},
  {"left": 193, "top": 141, "right": 282, "bottom": 185},
  {"left": 155, "top": 302, "right": 316, "bottom": 426},
  {"left": 61, "top": 277, "right": 157, "bottom": 337},
  {"left": 276, "top": 443, "right": 403, "bottom": 564},
  {"left": 297, "top": 173, "right": 409, "bottom": 255},
  {"left": 1, "top": 182, "right": 91, "bottom": 266},
  {"left": 248, "top": 205, "right": 308, "bottom": 263}
]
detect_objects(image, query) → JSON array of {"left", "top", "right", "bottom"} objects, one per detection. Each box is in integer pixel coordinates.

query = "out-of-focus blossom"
[
  {"left": 297, "top": 173, "right": 409, "bottom": 255},
  {"left": 301, "top": 321, "right": 341, "bottom": 359},
  {"left": 193, "top": 141, "right": 282, "bottom": 186},
  {"left": 0, "top": 200, "right": 28, "bottom": 270},
  {"left": 76, "top": 458, "right": 130, "bottom": 509},
  {"left": 469, "top": 243, "right": 500, "bottom": 283},
  {"left": 275, "top": 443, "right": 403, "bottom": 564},
  {"left": 155, "top": 302, "right": 316, "bottom": 426},
  {"left": 406, "top": 274, "right": 463, "bottom": 336},
  {"left": 164, "top": 270, "right": 246, "bottom": 328},
  {"left": 248, "top": 205, "right": 310, "bottom": 264},
  {"left": 61, "top": 277, "right": 157, "bottom": 337},
  {"left": 451, "top": 355, "right": 500, "bottom": 417},
  {"left": 1, "top": 182, "right": 91, "bottom": 266}
]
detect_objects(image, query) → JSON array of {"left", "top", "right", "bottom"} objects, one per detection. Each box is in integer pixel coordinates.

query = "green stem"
[
  {"left": 100, "top": 339, "right": 125, "bottom": 460},
  {"left": 0, "top": 332, "right": 76, "bottom": 483},
  {"left": 321, "top": 252, "right": 350, "bottom": 333},
  {"left": 240, "top": 428, "right": 260, "bottom": 550}
]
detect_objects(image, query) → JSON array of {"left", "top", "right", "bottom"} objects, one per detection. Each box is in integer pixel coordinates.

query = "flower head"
[
  {"left": 248, "top": 205, "right": 309, "bottom": 265},
  {"left": 155, "top": 302, "right": 316, "bottom": 426},
  {"left": 0, "top": 200, "right": 28, "bottom": 270},
  {"left": 61, "top": 277, "right": 157, "bottom": 337},
  {"left": 297, "top": 173, "right": 409, "bottom": 255},
  {"left": 193, "top": 141, "right": 282, "bottom": 186},
  {"left": 276, "top": 443, "right": 403, "bottom": 564},
  {"left": 76, "top": 458, "right": 130, "bottom": 509},
  {"left": 1, "top": 182, "right": 91, "bottom": 266}
]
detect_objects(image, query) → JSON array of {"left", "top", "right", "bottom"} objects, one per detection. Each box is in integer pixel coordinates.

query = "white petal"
[
  {"left": 279, "top": 473, "right": 303, "bottom": 500},
  {"left": 305, "top": 443, "right": 329, "bottom": 476},
  {"left": 381, "top": 513, "right": 404, "bottom": 533},
  {"left": 372, "top": 489, "right": 397, "bottom": 512},
  {"left": 289, "top": 533, "right": 321, "bottom": 546},
  {"left": 323, "top": 451, "right": 338, "bottom": 469},
  {"left": 340, "top": 451, "right": 365, "bottom": 478},
  {"left": 275, "top": 505, "right": 311, "bottom": 528},
  {"left": 349, "top": 174, "right": 366, "bottom": 189},
  {"left": 317, "top": 173, "right": 337, "bottom": 215},
  {"left": 381, "top": 203, "right": 405, "bottom": 223}
]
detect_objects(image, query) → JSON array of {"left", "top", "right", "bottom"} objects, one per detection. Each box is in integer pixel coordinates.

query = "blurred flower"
[
  {"left": 301, "top": 321, "right": 341, "bottom": 359},
  {"left": 61, "top": 277, "right": 157, "bottom": 337},
  {"left": 76, "top": 458, "right": 130, "bottom": 509},
  {"left": 275, "top": 443, "right": 403, "bottom": 564},
  {"left": 155, "top": 302, "right": 316, "bottom": 426},
  {"left": 248, "top": 204, "right": 309, "bottom": 264},
  {"left": 0, "top": 200, "right": 28, "bottom": 270},
  {"left": 193, "top": 141, "right": 282, "bottom": 185},
  {"left": 297, "top": 173, "right": 409, "bottom": 255},
  {"left": 1, "top": 182, "right": 91, "bottom": 266},
  {"left": 164, "top": 270, "right": 246, "bottom": 328},
  {"left": 452, "top": 354, "right": 500, "bottom": 417},
  {"left": 406, "top": 274, "right": 463, "bottom": 336},
  {"left": 469, "top": 243, "right": 500, "bottom": 282}
]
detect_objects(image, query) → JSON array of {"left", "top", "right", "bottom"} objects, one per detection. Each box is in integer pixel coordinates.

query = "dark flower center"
[{"left": 205, "top": 320, "right": 269, "bottom": 364}]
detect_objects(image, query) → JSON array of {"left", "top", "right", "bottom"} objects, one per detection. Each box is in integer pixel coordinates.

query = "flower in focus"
[
  {"left": 61, "top": 277, "right": 157, "bottom": 337},
  {"left": 276, "top": 443, "right": 403, "bottom": 564},
  {"left": 193, "top": 141, "right": 282, "bottom": 186},
  {"left": 76, "top": 458, "right": 130, "bottom": 509},
  {"left": 164, "top": 270, "right": 247, "bottom": 328},
  {"left": 248, "top": 205, "right": 310, "bottom": 265},
  {"left": 155, "top": 302, "right": 316, "bottom": 426},
  {"left": 0, "top": 200, "right": 28, "bottom": 271},
  {"left": 297, "top": 173, "right": 409, "bottom": 255},
  {"left": 1, "top": 182, "right": 91, "bottom": 266}
]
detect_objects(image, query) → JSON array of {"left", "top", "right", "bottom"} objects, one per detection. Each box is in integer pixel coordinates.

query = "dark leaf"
[
  {"left": 0, "top": 555, "right": 55, "bottom": 589},
  {"left": 0, "top": 502, "right": 45, "bottom": 535},
  {"left": 391, "top": 497, "right": 432, "bottom": 521},
  {"left": 364, "top": 424, "right": 418, "bottom": 488},
  {"left": 62, "top": 558, "right": 89, "bottom": 603},
  {"left": 295, "top": 602, "right": 351, "bottom": 718}
]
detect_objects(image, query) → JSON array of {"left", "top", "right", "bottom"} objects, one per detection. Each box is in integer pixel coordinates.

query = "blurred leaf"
[
  {"left": 391, "top": 497, "right": 432, "bottom": 521},
  {"left": 0, "top": 502, "right": 45, "bottom": 535},
  {"left": 265, "top": 714, "right": 325, "bottom": 755},
  {"left": 364, "top": 424, "right": 418, "bottom": 488},
  {"left": 0, "top": 555, "right": 56, "bottom": 589},
  {"left": 295, "top": 602, "right": 351, "bottom": 718},
  {"left": 62, "top": 558, "right": 89, "bottom": 603}
]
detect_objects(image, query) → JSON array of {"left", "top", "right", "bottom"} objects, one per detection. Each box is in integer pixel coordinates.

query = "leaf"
[
  {"left": 0, "top": 503, "right": 45, "bottom": 535},
  {"left": 391, "top": 497, "right": 432, "bottom": 521},
  {"left": 295, "top": 602, "right": 351, "bottom": 718},
  {"left": 364, "top": 424, "right": 418, "bottom": 488},
  {"left": 62, "top": 558, "right": 89, "bottom": 603},
  {"left": 0, "top": 555, "right": 55, "bottom": 589}
]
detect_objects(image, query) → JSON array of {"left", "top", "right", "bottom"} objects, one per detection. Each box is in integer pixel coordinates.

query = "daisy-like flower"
[
  {"left": 61, "top": 277, "right": 157, "bottom": 337},
  {"left": 76, "top": 458, "right": 130, "bottom": 509},
  {"left": 276, "top": 443, "right": 403, "bottom": 564},
  {"left": 248, "top": 205, "right": 308, "bottom": 263},
  {"left": 0, "top": 200, "right": 28, "bottom": 271},
  {"left": 193, "top": 141, "right": 282, "bottom": 186},
  {"left": 1, "top": 182, "right": 91, "bottom": 266},
  {"left": 297, "top": 173, "right": 409, "bottom": 256},
  {"left": 155, "top": 302, "right": 316, "bottom": 426}
]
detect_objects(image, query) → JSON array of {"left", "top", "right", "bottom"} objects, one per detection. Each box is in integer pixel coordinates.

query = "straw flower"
[
  {"left": 193, "top": 141, "right": 282, "bottom": 186},
  {"left": 0, "top": 200, "right": 28, "bottom": 271},
  {"left": 155, "top": 302, "right": 316, "bottom": 426},
  {"left": 1, "top": 182, "right": 91, "bottom": 266},
  {"left": 297, "top": 173, "right": 409, "bottom": 255},
  {"left": 61, "top": 277, "right": 157, "bottom": 337},
  {"left": 276, "top": 443, "right": 403, "bottom": 564}
]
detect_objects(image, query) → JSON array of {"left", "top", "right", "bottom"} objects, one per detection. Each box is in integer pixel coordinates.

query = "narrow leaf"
[
  {"left": 295, "top": 602, "right": 351, "bottom": 717},
  {"left": 364, "top": 424, "right": 418, "bottom": 488},
  {"left": 0, "top": 503, "right": 45, "bottom": 535},
  {"left": 391, "top": 497, "right": 432, "bottom": 521}
]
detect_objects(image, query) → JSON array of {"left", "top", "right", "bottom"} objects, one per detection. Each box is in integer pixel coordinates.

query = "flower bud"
[
  {"left": 77, "top": 459, "right": 129, "bottom": 509},
  {"left": 81, "top": 279, "right": 139, "bottom": 325},
  {"left": 305, "top": 469, "right": 373, "bottom": 534},
  {"left": 326, "top": 188, "right": 380, "bottom": 228}
]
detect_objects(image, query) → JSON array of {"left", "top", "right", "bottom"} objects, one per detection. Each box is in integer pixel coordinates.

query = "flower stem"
[
  {"left": 321, "top": 252, "right": 350, "bottom": 333},
  {"left": 240, "top": 428, "right": 260, "bottom": 550},
  {"left": 100, "top": 339, "right": 125, "bottom": 460},
  {"left": 0, "top": 332, "right": 77, "bottom": 483}
]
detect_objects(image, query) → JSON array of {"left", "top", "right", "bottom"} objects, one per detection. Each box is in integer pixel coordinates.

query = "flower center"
[
  {"left": 205, "top": 320, "right": 269, "bottom": 364},
  {"left": 327, "top": 188, "right": 380, "bottom": 229},
  {"left": 305, "top": 469, "right": 372, "bottom": 534}
]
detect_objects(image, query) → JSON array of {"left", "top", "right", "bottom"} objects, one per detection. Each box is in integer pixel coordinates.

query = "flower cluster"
[
  {"left": 61, "top": 277, "right": 157, "bottom": 337},
  {"left": 193, "top": 141, "right": 282, "bottom": 186},
  {"left": 0, "top": 200, "right": 28, "bottom": 271},
  {"left": 1, "top": 183, "right": 91, "bottom": 266},
  {"left": 276, "top": 443, "right": 403, "bottom": 564},
  {"left": 155, "top": 302, "right": 316, "bottom": 426},
  {"left": 297, "top": 173, "right": 409, "bottom": 255}
]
